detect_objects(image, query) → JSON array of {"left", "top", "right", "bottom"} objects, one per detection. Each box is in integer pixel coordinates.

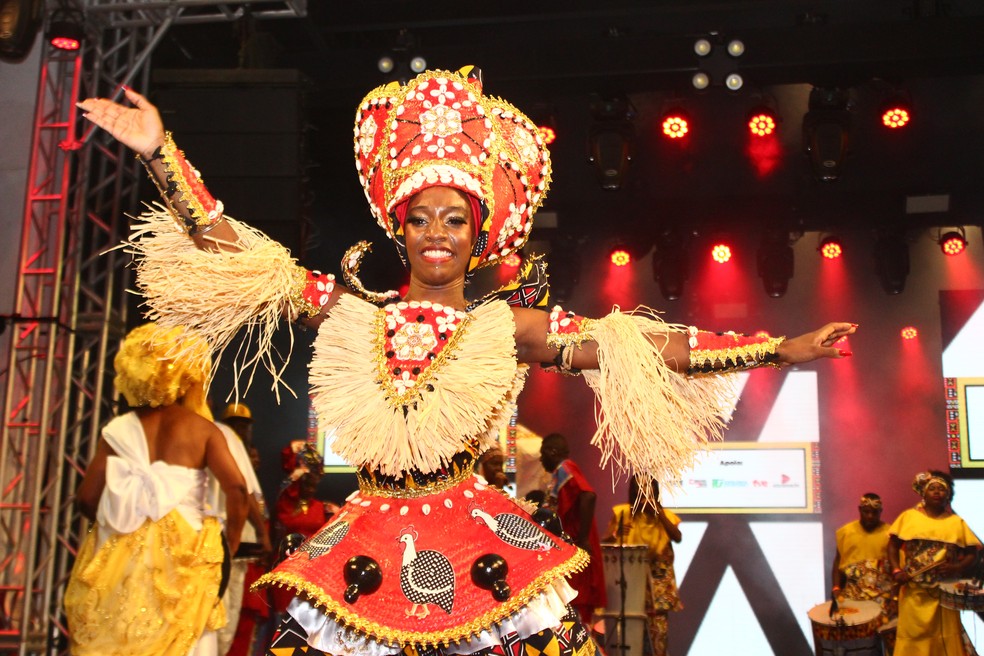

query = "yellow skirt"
[{"left": 65, "top": 511, "right": 226, "bottom": 656}]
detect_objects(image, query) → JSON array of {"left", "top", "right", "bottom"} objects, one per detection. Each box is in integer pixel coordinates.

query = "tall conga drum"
[
  {"left": 807, "top": 600, "right": 881, "bottom": 656},
  {"left": 597, "top": 545, "right": 649, "bottom": 656}
]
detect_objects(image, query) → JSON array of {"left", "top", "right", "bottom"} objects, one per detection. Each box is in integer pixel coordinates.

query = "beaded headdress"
[
  {"left": 912, "top": 470, "right": 949, "bottom": 496},
  {"left": 353, "top": 66, "right": 552, "bottom": 272},
  {"left": 114, "top": 323, "right": 212, "bottom": 420}
]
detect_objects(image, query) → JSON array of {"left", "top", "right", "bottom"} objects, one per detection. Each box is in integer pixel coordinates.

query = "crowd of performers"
[
  {"left": 67, "top": 65, "right": 856, "bottom": 656},
  {"left": 829, "top": 473, "right": 983, "bottom": 656}
]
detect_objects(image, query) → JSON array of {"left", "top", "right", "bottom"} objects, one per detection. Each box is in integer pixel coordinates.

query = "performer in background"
[
  {"left": 830, "top": 492, "right": 895, "bottom": 622},
  {"left": 77, "top": 66, "right": 856, "bottom": 656},
  {"left": 888, "top": 470, "right": 982, "bottom": 656},
  {"left": 541, "top": 432, "right": 608, "bottom": 626},
  {"left": 64, "top": 323, "right": 247, "bottom": 656},
  {"left": 602, "top": 478, "right": 682, "bottom": 656}
]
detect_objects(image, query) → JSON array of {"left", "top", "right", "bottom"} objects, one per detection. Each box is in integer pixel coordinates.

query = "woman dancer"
[{"left": 78, "top": 66, "right": 855, "bottom": 656}]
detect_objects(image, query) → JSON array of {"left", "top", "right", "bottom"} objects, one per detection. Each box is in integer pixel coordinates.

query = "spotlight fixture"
[
  {"left": 725, "top": 73, "right": 744, "bottom": 91},
  {"left": 900, "top": 326, "right": 918, "bottom": 340},
  {"left": 610, "top": 247, "right": 632, "bottom": 267},
  {"left": 587, "top": 95, "right": 635, "bottom": 191},
  {"left": 726, "top": 39, "right": 745, "bottom": 57},
  {"left": 539, "top": 125, "right": 556, "bottom": 145},
  {"left": 802, "top": 86, "right": 852, "bottom": 182},
  {"left": 819, "top": 235, "right": 843, "bottom": 259},
  {"left": 747, "top": 106, "right": 778, "bottom": 137},
  {"left": 692, "top": 72, "right": 710, "bottom": 90},
  {"left": 377, "top": 29, "right": 427, "bottom": 83},
  {"left": 0, "top": 0, "right": 44, "bottom": 62},
  {"left": 711, "top": 243, "right": 732, "bottom": 264},
  {"left": 939, "top": 230, "right": 967, "bottom": 256},
  {"left": 693, "top": 38, "right": 712, "bottom": 56},
  {"left": 873, "top": 229, "right": 909, "bottom": 295},
  {"left": 879, "top": 91, "right": 913, "bottom": 130},
  {"left": 757, "top": 227, "right": 795, "bottom": 297},
  {"left": 660, "top": 108, "right": 690, "bottom": 140},
  {"left": 652, "top": 228, "right": 690, "bottom": 301},
  {"left": 47, "top": 6, "right": 84, "bottom": 51}
]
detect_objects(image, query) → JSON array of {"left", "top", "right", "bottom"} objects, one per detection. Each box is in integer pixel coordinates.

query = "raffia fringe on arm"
[
  {"left": 581, "top": 307, "right": 737, "bottom": 500},
  {"left": 123, "top": 204, "right": 303, "bottom": 399}
]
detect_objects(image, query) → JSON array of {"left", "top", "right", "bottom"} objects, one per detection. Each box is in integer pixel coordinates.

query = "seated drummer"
[
  {"left": 830, "top": 492, "right": 895, "bottom": 621},
  {"left": 602, "top": 478, "right": 682, "bottom": 656}
]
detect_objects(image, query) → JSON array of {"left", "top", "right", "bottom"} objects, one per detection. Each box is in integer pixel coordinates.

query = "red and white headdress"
[{"left": 354, "top": 66, "right": 552, "bottom": 271}]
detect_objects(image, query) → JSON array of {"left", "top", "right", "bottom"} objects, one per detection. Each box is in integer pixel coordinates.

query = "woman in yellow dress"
[
  {"left": 64, "top": 324, "right": 248, "bottom": 656},
  {"left": 888, "top": 470, "right": 982, "bottom": 656}
]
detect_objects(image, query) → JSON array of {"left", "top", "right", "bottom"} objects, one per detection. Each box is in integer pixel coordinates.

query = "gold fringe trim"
[
  {"left": 356, "top": 459, "right": 476, "bottom": 499},
  {"left": 252, "top": 549, "right": 588, "bottom": 648},
  {"left": 123, "top": 206, "right": 305, "bottom": 400},
  {"left": 309, "top": 297, "right": 527, "bottom": 476},
  {"left": 581, "top": 307, "right": 738, "bottom": 507},
  {"left": 688, "top": 337, "right": 785, "bottom": 375}
]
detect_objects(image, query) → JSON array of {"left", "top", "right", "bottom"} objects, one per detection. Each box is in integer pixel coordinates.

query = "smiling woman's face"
[{"left": 403, "top": 186, "right": 476, "bottom": 291}]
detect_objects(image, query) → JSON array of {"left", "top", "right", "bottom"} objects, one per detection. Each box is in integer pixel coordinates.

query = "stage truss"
[{"left": 0, "top": 1, "right": 305, "bottom": 653}]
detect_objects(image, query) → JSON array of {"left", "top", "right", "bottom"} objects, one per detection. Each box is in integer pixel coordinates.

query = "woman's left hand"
[{"left": 777, "top": 322, "right": 857, "bottom": 365}]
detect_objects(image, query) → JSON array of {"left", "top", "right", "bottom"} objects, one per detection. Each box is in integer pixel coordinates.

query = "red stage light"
[
  {"left": 820, "top": 236, "right": 843, "bottom": 259},
  {"left": 50, "top": 36, "right": 81, "bottom": 50},
  {"left": 711, "top": 244, "right": 732, "bottom": 264},
  {"left": 754, "top": 330, "right": 770, "bottom": 338},
  {"left": 881, "top": 107, "right": 910, "bottom": 129},
  {"left": 940, "top": 231, "right": 967, "bottom": 256},
  {"left": 502, "top": 253, "right": 522, "bottom": 268},
  {"left": 661, "top": 113, "right": 689, "bottom": 140},
  {"left": 539, "top": 125, "right": 556, "bottom": 145},
  {"left": 900, "top": 326, "right": 918, "bottom": 340},
  {"left": 748, "top": 112, "right": 776, "bottom": 137},
  {"left": 610, "top": 249, "right": 632, "bottom": 267}
]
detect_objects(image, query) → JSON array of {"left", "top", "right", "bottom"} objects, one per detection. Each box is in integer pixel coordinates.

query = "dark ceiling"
[{"left": 148, "top": 0, "right": 984, "bottom": 269}]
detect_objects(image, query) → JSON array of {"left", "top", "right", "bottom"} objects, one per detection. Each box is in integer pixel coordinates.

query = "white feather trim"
[
  {"left": 582, "top": 308, "right": 738, "bottom": 503},
  {"left": 309, "top": 297, "right": 526, "bottom": 476}
]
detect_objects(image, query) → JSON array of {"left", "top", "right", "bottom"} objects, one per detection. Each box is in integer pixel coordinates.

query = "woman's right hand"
[{"left": 77, "top": 87, "right": 165, "bottom": 159}]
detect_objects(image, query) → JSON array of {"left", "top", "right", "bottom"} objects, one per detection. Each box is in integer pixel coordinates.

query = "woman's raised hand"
[
  {"left": 77, "top": 87, "right": 165, "bottom": 159},
  {"left": 777, "top": 322, "right": 858, "bottom": 365}
]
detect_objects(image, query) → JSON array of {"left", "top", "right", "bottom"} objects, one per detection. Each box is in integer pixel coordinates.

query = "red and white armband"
[
  {"left": 290, "top": 267, "right": 336, "bottom": 320},
  {"left": 686, "top": 327, "right": 785, "bottom": 375},
  {"left": 139, "top": 131, "right": 224, "bottom": 236}
]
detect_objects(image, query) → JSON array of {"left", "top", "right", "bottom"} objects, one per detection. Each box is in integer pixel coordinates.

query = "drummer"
[
  {"left": 830, "top": 492, "right": 895, "bottom": 622},
  {"left": 602, "top": 478, "right": 682, "bottom": 656},
  {"left": 888, "top": 470, "right": 982, "bottom": 656}
]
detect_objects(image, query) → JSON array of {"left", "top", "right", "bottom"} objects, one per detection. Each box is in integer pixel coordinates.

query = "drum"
[
  {"left": 807, "top": 600, "right": 882, "bottom": 656},
  {"left": 877, "top": 618, "right": 897, "bottom": 656},
  {"left": 939, "top": 579, "right": 984, "bottom": 611},
  {"left": 600, "top": 544, "right": 649, "bottom": 615}
]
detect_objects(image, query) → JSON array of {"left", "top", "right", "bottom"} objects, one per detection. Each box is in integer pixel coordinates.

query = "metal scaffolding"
[{"left": 0, "top": 1, "right": 305, "bottom": 653}]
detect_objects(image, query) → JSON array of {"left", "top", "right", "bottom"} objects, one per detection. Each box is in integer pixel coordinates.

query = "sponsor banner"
[{"left": 661, "top": 442, "right": 816, "bottom": 514}]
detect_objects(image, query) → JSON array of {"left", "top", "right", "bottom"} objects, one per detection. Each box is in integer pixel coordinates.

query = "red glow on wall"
[{"left": 746, "top": 136, "right": 782, "bottom": 178}]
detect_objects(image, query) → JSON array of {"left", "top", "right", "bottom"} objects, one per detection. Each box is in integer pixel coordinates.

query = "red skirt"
[{"left": 255, "top": 472, "right": 586, "bottom": 648}]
